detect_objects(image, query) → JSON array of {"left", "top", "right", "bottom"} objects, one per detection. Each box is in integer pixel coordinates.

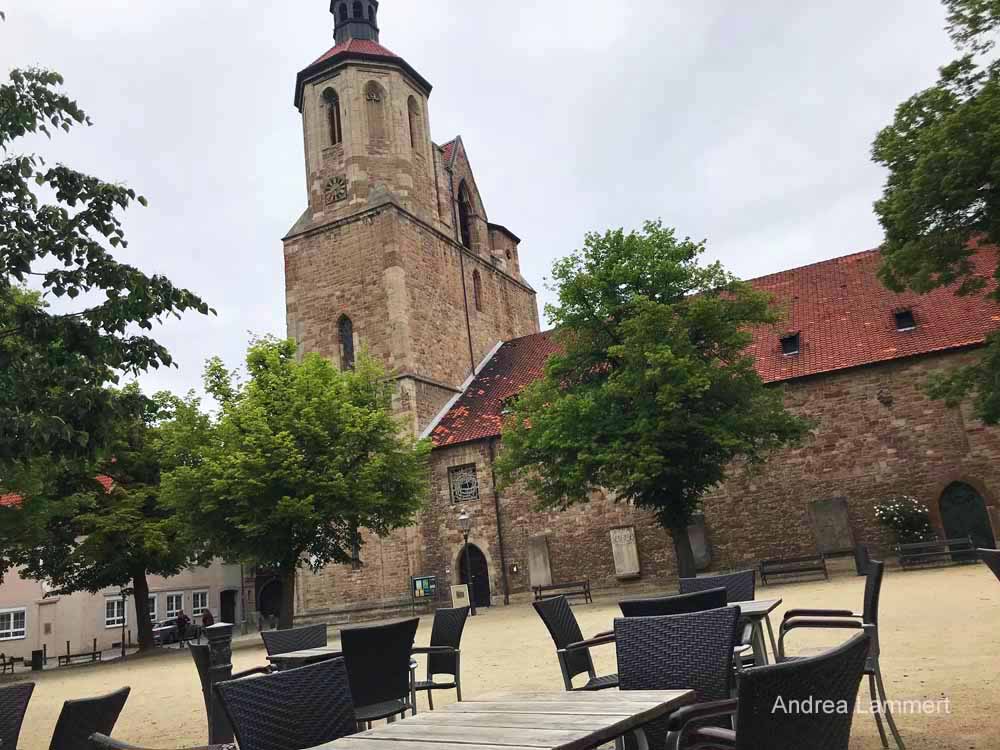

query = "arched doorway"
[
  {"left": 257, "top": 579, "right": 283, "bottom": 621},
  {"left": 458, "top": 544, "right": 491, "bottom": 608},
  {"left": 940, "top": 481, "right": 996, "bottom": 550}
]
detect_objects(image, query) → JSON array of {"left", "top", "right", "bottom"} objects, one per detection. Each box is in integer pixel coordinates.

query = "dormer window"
[
  {"left": 780, "top": 333, "right": 800, "bottom": 356},
  {"left": 894, "top": 309, "right": 917, "bottom": 332}
]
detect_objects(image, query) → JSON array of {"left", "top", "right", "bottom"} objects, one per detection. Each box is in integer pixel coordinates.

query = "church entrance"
[
  {"left": 458, "top": 545, "right": 491, "bottom": 608},
  {"left": 257, "top": 577, "right": 283, "bottom": 626},
  {"left": 940, "top": 482, "right": 996, "bottom": 551}
]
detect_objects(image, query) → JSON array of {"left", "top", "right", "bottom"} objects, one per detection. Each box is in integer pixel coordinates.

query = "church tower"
[{"left": 283, "top": 2, "right": 540, "bottom": 436}]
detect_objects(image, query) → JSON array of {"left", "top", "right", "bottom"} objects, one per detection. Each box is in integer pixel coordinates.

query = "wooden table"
[
  {"left": 732, "top": 598, "right": 781, "bottom": 665},
  {"left": 313, "top": 689, "right": 694, "bottom": 750},
  {"left": 267, "top": 646, "right": 343, "bottom": 671}
]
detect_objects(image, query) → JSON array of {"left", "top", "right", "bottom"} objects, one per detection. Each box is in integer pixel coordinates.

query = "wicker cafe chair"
[
  {"left": 412, "top": 606, "right": 469, "bottom": 710},
  {"left": 49, "top": 687, "right": 130, "bottom": 750},
  {"left": 91, "top": 734, "right": 233, "bottom": 750},
  {"left": 615, "top": 607, "right": 741, "bottom": 750},
  {"left": 0, "top": 682, "right": 35, "bottom": 750},
  {"left": 215, "top": 658, "right": 356, "bottom": 750},
  {"left": 190, "top": 645, "right": 272, "bottom": 742},
  {"left": 980, "top": 548, "right": 1000, "bottom": 582},
  {"left": 259, "top": 623, "right": 327, "bottom": 657},
  {"left": 678, "top": 570, "right": 756, "bottom": 603},
  {"left": 532, "top": 595, "right": 618, "bottom": 691},
  {"left": 778, "top": 560, "right": 905, "bottom": 749},
  {"left": 665, "top": 630, "right": 871, "bottom": 750},
  {"left": 619, "top": 587, "right": 728, "bottom": 617},
  {"left": 341, "top": 618, "right": 419, "bottom": 728}
]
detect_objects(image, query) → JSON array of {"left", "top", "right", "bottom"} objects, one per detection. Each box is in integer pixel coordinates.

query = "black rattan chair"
[
  {"left": 619, "top": 587, "right": 728, "bottom": 617},
  {"left": 341, "top": 618, "right": 419, "bottom": 728},
  {"left": 49, "top": 687, "right": 130, "bottom": 750},
  {"left": 190, "top": 645, "right": 272, "bottom": 743},
  {"left": 0, "top": 682, "right": 34, "bottom": 750},
  {"left": 91, "top": 734, "right": 232, "bottom": 750},
  {"left": 215, "top": 657, "right": 356, "bottom": 750},
  {"left": 533, "top": 595, "right": 618, "bottom": 691},
  {"left": 980, "top": 548, "right": 1000, "bottom": 582},
  {"left": 412, "top": 606, "right": 469, "bottom": 710},
  {"left": 779, "top": 559, "right": 904, "bottom": 749},
  {"left": 615, "top": 606, "right": 741, "bottom": 750},
  {"left": 679, "top": 569, "right": 755, "bottom": 602},
  {"left": 666, "top": 631, "right": 871, "bottom": 750},
  {"left": 259, "top": 623, "right": 327, "bottom": 657}
]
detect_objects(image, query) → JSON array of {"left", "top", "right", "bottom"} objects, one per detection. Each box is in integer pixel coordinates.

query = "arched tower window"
[
  {"left": 323, "top": 88, "right": 343, "bottom": 146},
  {"left": 368, "top": 4, "right": 376, "bottom": 22},
  {"left": 338, "top": 315, "right": 355, "bottom": 370},
  {"left": 338, "top": 3, "right": 348, "bottom": 23},
  {"left": 472, "top": 270, "right": 483, "bottom": 312},
  {"left": 407, "top": 96, "right": 420, "bottom": 149},
  {"left": 458, "top": 181, "right": 473, "bottom": 249},
  {"left": 352, "top": 1, "right": 363, "bottom": 19},
  {"left": 365, "top": 81, "right": 387, "bottom": 142}
]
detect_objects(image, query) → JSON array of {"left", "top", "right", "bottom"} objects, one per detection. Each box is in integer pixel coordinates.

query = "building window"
[
  {"left": 365, "top": 82, "right": 386, "bottom": 142},
  {"left": 192, "top": 591, "right": 209, "bottom": 616},
  {"left": 105, "top": 599, "right": 126, "bottom": 629},
  {"left": 368, "top": 4, "right": 376, "bottom": 21},
  {"left": 780, "top": 333, "right": 800, "bottom": 356},
  {"left": 458, "top": 181, "right": 473, "bottom": 249},
  {"left": 338, "top": 3, "right": 348, "bottom": 23},
  {"left": 407, "top": 96, "right": 420, "bottom": 149},
  {"left": 148, "top": 595, "right": 158, "bottom": 623},
  {"left": 352, "top": 1, "right": 363, "bottom": 18},
  {"left": 338, "top": 315, "right": 355, "bottom": 370},
  {"left": 166, "top": 592, "right": 183, "bottom": 620},
  {"left": 323, "top": 88, "right": 343, "bottom": 146},
  {"left": 473, "top": 270, "right": 483, "bottom": 312},
  {"left": 0, "top": 608, "right": 26, "bottom": 641},
  {"left": 449, "top": 464, "right": 480, "bottom": 504},
  {"left": 895, "top": 309, "right": 917, "bottom": 331}
]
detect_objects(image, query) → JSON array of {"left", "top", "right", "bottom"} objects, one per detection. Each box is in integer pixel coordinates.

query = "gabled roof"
[
  {"left": 430, "top": 246, "right": 1000, "bottom": 448},
  {"left": 440, "top": 138, "right": 458, "bottom": 167},
  {"left": 0, "top": 475, "right": 115, "bottom": 509}
]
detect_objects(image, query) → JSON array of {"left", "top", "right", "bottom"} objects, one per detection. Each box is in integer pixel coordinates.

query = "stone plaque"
[
  {"left": 527, "top": 535, "right": 553, "bottom": 587},
  {"left": 687, "top": 514, "right": 712, "bottom": 571},
  {"left": 610, "top": 526, "right": 641, "bottom": 579},
  {"left": 450, "top": 584, "right": 470, "bottom": 608},
  {"left": 809, "top": 497, "right": 855, "bottom": 554}
]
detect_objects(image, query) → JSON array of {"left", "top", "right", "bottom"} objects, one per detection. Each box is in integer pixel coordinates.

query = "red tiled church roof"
[
  {"left": 430, "top": 246, "right": 1000, "bottom": 448},
  {"left": 310, "top": 38, "right": 400, "bottom": 67},
  {"left": 440, "top": 139, "right": 457, "bottom": 165}
]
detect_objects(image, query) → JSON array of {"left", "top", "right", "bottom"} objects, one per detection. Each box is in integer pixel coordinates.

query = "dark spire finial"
[{"left": 330, "top": 0, "right": 379, "bottom": 44}]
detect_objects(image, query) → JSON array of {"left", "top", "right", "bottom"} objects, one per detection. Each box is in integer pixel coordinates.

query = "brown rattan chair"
[
  {"left": 412, "top": 606, "right": 469, "bottom": 710},
  {"left": 341, "top": 618, "right": 419, "bottom": 728},
  {"left": 779, "top": 560, "right": 905, "bottom": 749},
  {"left": 980, "top": 548, "right": 1000, "bottom": 582},
  {"left": 259, "top": 623, "right": 327, "bottom": 657},
  {"left": 666, "top": 631, "right": 871, "bottom": 750},
  {"left": 49, "top": 687, "right": 130, "bottom": 750},
  {"left": 0, "top": 682, "right": 34, "bottom": 750},
  {"left": 533, "top": 595, "right": 618, "bottom": 691}
]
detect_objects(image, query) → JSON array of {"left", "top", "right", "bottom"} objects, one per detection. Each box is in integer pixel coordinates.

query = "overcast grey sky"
[{"left": 2, "top": 0, "right": 954, "bottom": 397}]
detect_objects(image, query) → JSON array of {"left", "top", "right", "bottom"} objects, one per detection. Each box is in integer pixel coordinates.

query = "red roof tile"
[
  {"left": 0, "top": 475, "right": 115, "bottom": 509},
  {"left": 430, "top": 246, "right": 1000, "bottom": 448},
  {"left": 310, "top": 38, "right": 400, "bottom": 67},
  {"left": 440, "top": 139, "right": 457, "bottom": 165}
]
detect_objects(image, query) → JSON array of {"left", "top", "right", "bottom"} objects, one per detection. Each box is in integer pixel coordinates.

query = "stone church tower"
[{"left": 283, "top": 1, "right": 540, "bottom": 436}]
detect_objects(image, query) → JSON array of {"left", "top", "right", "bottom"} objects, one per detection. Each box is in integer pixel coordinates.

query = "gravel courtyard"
[{"left": 10, "top": 564, "right": 999, "bottom": 750}]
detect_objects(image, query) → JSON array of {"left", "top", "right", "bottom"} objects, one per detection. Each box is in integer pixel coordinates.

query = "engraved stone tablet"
[{"left": 610, "top": 526, "right": 641, "bottom": 579}]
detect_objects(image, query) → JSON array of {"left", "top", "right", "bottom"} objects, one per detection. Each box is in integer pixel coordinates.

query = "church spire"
[{"left": 331, "top": 0, "right": 379, "bottom": 45}]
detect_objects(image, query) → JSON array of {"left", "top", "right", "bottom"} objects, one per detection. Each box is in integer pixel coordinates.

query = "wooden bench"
[
  {"left": 532, "top": 580, "right": 593, "bottom": 604},
  {"left": 897, "top": 536, "right": 978, "bottom": 569},
  {"left": 760, "top": 554, "right": 829, "bottom": 585},
  {"left": 57, "top": 639, "right": 101, "bottom": 666}
]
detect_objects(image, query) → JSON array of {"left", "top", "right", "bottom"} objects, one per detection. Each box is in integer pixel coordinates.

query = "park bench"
[
  {"left": 760, "top": 553, "right": 829, "bottom": 585},
  {"left": 0, "top": 653, "right": 18, "bottom": 674},
  {"left": 532, "top": 580, "right": 593, "bottom": 604},
  {"left": 57, "top": 639, "right": 101, "bottom": 666},
  {"left": 897, "top": 536, "right": 978, "bottom": 569}
]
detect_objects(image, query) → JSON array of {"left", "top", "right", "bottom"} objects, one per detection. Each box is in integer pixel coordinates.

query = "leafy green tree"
[
  {"left": 0, "top": 386, "right": 212, "bottom": 650},
  {"left": 495, "top": 222, "right": 810, "bottom": 577},
  {"left": 162, "top": 338, "right": 430, "bottom": 629},
  {"left": 873, "top": 0, "right": 1000, "bottom": 422},
  {"left": 0, "top": 63, "right": 211, "bottom": 479}
]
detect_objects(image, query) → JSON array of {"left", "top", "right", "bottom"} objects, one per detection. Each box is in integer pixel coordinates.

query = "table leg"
[
  {"left": 752, "top": 620, "right": 769, "bottom": 666},
  {"left": 764, "top": 614, "right": 779, "bottom": 661}
]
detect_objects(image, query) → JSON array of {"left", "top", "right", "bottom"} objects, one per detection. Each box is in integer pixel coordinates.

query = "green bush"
[{"left": 874, "top": 496, "right": 936, "bottom": 544}]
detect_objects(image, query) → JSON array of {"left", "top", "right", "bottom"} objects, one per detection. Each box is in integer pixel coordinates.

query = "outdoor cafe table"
[
  {"left": 734, "top": 598, "right": 781, "bottom": 666},
  {"left": 311, "top": 689, "right": 694, "bottom": 750},
  {"left": 266, "top": 646, "right": 343, "bottom": 671}
]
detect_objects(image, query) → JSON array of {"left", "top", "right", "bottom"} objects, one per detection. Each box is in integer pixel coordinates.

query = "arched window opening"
[
  {"left": 338, "top": 315, "right": 355, "bottom": 370},
  {"left": 458, "top": 181, "right": 473, "bottom": 249},
  {"left": 365, "top": 82, "right": 387, "bottom": 142},
  {"left": 323, "top": 88, "right": 343, "bottom": 146},
  {"left": 352, "top": 1, "right": 363, "bottom": 19},
  {"left": 407, "top": 96, "right": 420, "bottom": 149},
  {"left": 473, "top": 270, "right": 483, "bottom": 312},
  {"left": 338, "top": 3, "right": 348, "bottom": 23},
  {"left": 368, "top": 4, "right": 376, "bottom": 22}
]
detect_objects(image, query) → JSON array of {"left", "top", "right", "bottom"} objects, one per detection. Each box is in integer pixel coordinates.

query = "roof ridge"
[{"left": 747, "top": 247, "right": 881, "bottom": 284}]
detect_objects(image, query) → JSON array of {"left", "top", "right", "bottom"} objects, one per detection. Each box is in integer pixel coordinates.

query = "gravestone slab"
[
  {"left": 809, "top": 497, "right": 855, "bottom": 553},
  {"left": 610, "top": 526, "right": 641, "bottom": 579},
  {"left": 527, "top": 535, "right": 553, "bottom": 587},
  {"left": 687, "top": 514, "right": 712, "bottom": 571}
]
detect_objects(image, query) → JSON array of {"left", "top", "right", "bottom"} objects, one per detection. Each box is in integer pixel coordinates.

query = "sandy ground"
[{"left": 8, "top": 564, "right": 999, "bottom": 750}]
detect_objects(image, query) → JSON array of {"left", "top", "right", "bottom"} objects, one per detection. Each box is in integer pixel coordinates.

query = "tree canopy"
[
  {"left": 162, "top": 338, "right": 430, "bottom": 628},
  {"left": 873, "top": 0, "right": 1000, "bottom": 422},
  {"left": 495, "top": 221, "right": 810, "bottom": 577}
]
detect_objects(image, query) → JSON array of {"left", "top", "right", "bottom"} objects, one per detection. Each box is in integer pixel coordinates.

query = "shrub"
[{"left": 874, "top": 496, "right": 936, "bottom": 544}]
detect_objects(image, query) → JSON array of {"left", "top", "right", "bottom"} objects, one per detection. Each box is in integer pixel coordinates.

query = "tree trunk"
[
  {"left": 278, "top": 567, "right": 296, "bottom": 630},
  {"left": 669, "top": 525, "right": 697, "bottom": 579},
  {"left": 131, "top": 571, "right": 155, "bottom": 651}
]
